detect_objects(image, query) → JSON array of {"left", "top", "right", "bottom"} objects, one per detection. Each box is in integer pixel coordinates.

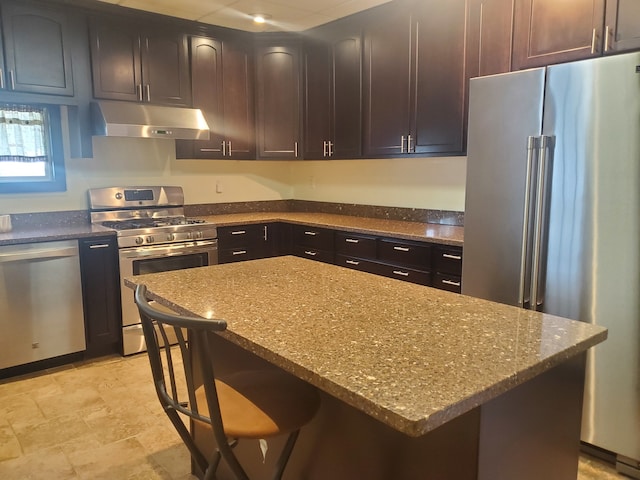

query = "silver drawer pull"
[
  {"left": 345, "top": 238, "right": 359, "bottom": 244},
  {"left": 304, "top": 251, "right": 317, "bottom": 256},
  {"left": 231, "top": 230, "right": 246, "bottom": 235},
  {"left": 232, "top": 250, "right": 247, "bottom": 255},
  {"left": 442, "top": 279, "right": 461, "bottom": 287},
  {"left": 442, "top": 253, "right": 462, "bottom": 260},
  {"left": 346, "top": 260, "right": 360, "bottom": 266},
  {"left": 393, "top": 246, "right": 410, "bottom": 252},
  {"left": 304, "top": 231, "right": 317, "bottom": 236},
  {"left": 89, "top": 244, "right": 110, "bottom": 249},
  {"left": 200, "top": 148, "right": 219, "bottom": 152},
  {"left": 393, "top": 270, "right": 409, "bottom": 277}
]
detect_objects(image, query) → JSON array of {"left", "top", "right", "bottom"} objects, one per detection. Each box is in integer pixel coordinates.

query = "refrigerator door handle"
[
  {"left": 518, "top": 136, "right": 539, "bottom": 308},
  {"left": 529, "top": 135, "right": 553, "bottom": 310}
]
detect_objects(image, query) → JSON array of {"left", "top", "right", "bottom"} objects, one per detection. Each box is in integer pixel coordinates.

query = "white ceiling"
[{"left": 96, "top": 0, "right": 392, "bottom": 32}]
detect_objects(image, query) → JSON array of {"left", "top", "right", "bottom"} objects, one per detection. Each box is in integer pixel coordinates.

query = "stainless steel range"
[{"left": 89, "top": 186, "right": 218, "bottom": 355}]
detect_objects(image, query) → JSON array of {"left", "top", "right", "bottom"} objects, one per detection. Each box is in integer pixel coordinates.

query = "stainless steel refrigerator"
[{"left": 462, "top": 51, "right": 640, "bottom": 477}]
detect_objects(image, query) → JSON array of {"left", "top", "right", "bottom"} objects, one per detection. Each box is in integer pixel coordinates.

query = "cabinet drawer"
[
  {"left": 292, "top": 245, "right": 334, "bottom": 264},
  {"left": 218, "top": 247, "right": 257, "bottom": 264},
  {"left": 218, "top": 224, "right": 264, "bottom": 246},
  {"left": 433, "top": 246, "right": 463, "bottom": 275},
  {"left": 292, "top": 226, "right": 334, "bottom": 250},
  {"left": 433, "top": 272, "right": 462, "bottom": 293},
  {"left": 378, "top": 238, "right": 431, "bottom": 269},
  {"left": 375, "top": 263, "right": 431, "bottom": 286},
  {"left": 335, "top": 232, "right": 377, "bottom": 258},
  {"left": 335, "top": 255, "right": 379, "bottom": 275}
]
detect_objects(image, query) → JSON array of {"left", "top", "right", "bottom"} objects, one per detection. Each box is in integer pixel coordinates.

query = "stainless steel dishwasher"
[{"left": 0, "top": 240, "right": 86, "bottom": 370}]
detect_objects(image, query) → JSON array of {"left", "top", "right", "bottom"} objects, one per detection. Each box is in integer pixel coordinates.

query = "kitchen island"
[{"left": 125, "top": 256, "right": 606, "bottom": 480}]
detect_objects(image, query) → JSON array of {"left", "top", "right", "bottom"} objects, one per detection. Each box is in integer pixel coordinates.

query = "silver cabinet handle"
[
  {"left": 227, "top": 141, "right": 232, "bottom": 157},
  {"left": 328, "top": 141, "right": 334, "bottom": 157},
  {"left": 231, "top": 230, "right": 246, "bottom": 235},
  {"left": 232, "top": 250, "right": 247, "bottom": 256},
  {"left": 222, "top": 141, "right": 226, "bottom": 156},
  {"left": 401, "top": 135, "right": 406, "bottom": 153},
  {"left": 604, "top": 25, "right": 610, "bottom": 52},
  {"left": 442, "top": 253, "right": 461, "bottom": 260},
  {"left": 263, "top": 225, "right": 268, "bottom": 241},
  {"left": 137, "top": 84, "right": 143, "bottom": 102},
  {"left": 346, "top": 260, "right": 360, "bottom": 265},
  {"left": 408, "top": 134, "right": 413, "bottom": 153},
  {"left": 0, "top": 69, "right": 4, "bottom": 89},
  {"left": 323, "top": 141, "right": 328, "bottom": 157},
  {"left": 9, "top": 70, "right": 15, "bottom": 90},
  {"left": 392, "top": 270, "right": 409, "bottom": 277},
  {"left": 294, "top": 141, "right": 299, "bottom": 158},
  {"left": 145, "top": 84, "right": 151, "bottom": 102},
  {"left": 442, "top": 279, "right": 461, "bottom": 287},
  {"left": 591, "top": 28, "right": 597, "bottom": 54},
  {"left": 345, "top": 238, "right": 359, "bottom": 244},
  {"left": 304, "top": 231, "right": 317, "bottom": 236},
  {"left": 393, "top": 246, "right": 410, "bottom": 252},
  {"left": 89, "top": 244, "right": 110, "bottom": 249},
  {"left": 200, "top": 148, "right": 219, "bottom": 152},
  {"left": 304, "top": 250, "right": 317, "bottom": 256}
]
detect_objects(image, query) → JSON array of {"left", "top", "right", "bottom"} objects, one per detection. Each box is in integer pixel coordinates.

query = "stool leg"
[{"left": 271, "top": 430, "right": 300, "bottom": 480}]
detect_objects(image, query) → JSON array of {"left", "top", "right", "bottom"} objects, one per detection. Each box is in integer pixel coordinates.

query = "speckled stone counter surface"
[
  {"left": 125, "top": 256, "right": 606, "bottom": 437},
  {"left": 198, "top": 212, "right": 464, "bottom": 246},
  {"left": 0, "top": 222, "right": 115, "bottom": 245}
]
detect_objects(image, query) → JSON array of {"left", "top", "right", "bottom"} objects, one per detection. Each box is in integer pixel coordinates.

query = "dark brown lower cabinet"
[
  {"left": 218, "top": 223, "right": 282, "bottom": 264},
  {"left": 79, "top": 236, "right": 122, "bottom": 358}
]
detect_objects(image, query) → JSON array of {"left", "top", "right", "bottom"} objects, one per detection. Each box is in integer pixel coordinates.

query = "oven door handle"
[{"left": 119, "top": 240, "right": 218, "bottom": 259}]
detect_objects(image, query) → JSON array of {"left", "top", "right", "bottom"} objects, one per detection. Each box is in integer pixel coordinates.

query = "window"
[{"left": 0, "top": 103, "right": 66, "bottom": 193}]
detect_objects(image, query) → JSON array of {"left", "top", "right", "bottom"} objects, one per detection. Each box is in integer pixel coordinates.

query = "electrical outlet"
[{"left": 216, "top": 180, "right": 223, "bottom": 193}]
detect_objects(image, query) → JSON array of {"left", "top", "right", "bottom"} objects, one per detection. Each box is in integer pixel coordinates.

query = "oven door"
[{"left": 119, "top": 239, "right": 218, "bottom": 355}]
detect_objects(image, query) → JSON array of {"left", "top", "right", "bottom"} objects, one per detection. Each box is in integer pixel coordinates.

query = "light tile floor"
[{"left": 0, "top": 353, "right": 631, "bottom": 479}]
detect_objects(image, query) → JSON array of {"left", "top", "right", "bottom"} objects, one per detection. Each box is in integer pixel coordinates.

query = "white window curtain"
[{"left": 0, "top": 105, "right": 48, "bottom": 163}]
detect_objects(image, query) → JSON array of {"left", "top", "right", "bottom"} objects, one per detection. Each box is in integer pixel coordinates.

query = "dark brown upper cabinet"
[
  {"left": 255, "top": 40, "right": 301, "bottom": 159},
  {"left": 512, "top": 0, "right": 606, "bottom": 70},
  {"left": 303, "top": 21, "right": 362, "bottom": 160},
  {"left": 604, "top": 0, "right": 640, "bottom": 53},
  {"left": 90, "top": 18, "right": 191, "bottom": 106},
  {"left": 466, "top": 0, "right": 515, "bottom": 79},
  {"left": 176, "top": 35, "right": 255, "bottom": 159},
  {"left": 363, "top": 0, "right": 467, "bottom": 157},
  {"left": 0, "top": 0, "right": 74, "bottom": 96}
]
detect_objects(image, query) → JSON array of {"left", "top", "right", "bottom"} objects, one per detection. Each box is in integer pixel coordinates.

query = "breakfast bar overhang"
[{"left": 125, "top": 256, "right": 607, "bottom": 480}]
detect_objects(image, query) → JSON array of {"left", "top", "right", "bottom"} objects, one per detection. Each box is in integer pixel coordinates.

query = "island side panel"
[{"left": 478, "top": 354, "right": 587, "bottom": 480}]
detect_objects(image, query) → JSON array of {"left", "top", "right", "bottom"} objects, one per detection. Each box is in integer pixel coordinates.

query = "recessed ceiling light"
[{"left": 251, "top": 14, "right": 271, "bottom": 24}]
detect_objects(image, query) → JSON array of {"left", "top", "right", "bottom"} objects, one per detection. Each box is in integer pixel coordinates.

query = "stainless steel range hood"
[{"left": 91, "top": 101, "right": 210, "bottom": 140}]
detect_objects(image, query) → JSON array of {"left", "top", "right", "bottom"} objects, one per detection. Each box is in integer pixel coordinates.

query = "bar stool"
[{"left": 134, "top": 284, "right": 320, "bottom": 480}]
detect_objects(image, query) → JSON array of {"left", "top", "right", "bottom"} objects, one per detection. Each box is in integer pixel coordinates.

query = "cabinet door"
[
  {"left": 141, "top": 31, "right": 191, "bottom": 106},
  {"left": 412, "top": 0, "right": 467, "bottom": 154},
  {"left": 604, "top": 0, "right": 640, "bottom": 53},
  {"left": 79, "top": 237, "right": 121, "bottom": 358},
  {"left": 466, "top": 0, "right": 514, "bottom": 79},
  {"left": 512, "top": 0, "right": 606, "bottom": 69},
  {"left": 222, "top": 39, "right": 255, "bottom": 159},
  {"left": 90, "top": 19, "right": 142, "bottom": 102},
  {"left": 256, "top": 44, "right": 301, "bottom": 158},
  {"left": 332, "top": 33, "right": 362, "bottom": 158},
  {"left": 363, "top": 4, "right": 412, "bottom": 156},
  {"left": 303, "top": 39, "right": 332, "bottom": 159},
  {"left": 188, "top": 36, "right": 224, "bottom": 158},
  {"left": 1, "top": 1, "right": 74, "bottom": 96}
]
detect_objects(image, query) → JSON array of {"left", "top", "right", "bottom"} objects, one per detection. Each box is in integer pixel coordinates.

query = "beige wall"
[{"left": 0, "top": 138, "right": 467, "bottom": 214}]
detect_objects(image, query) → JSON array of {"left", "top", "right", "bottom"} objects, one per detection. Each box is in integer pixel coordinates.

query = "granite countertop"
[
  {"left": 198, "top": 212, "right": 464, "bottom": 246},
  {"left": 0, "top": 224, "right": 114, "bottom": 246},
  {"left": 125, "top": 256, "right": 606, "bottom": 437}
]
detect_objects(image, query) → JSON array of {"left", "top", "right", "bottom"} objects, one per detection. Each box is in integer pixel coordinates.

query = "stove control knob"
[
  {"left": 146, "top": 236, "right": 154, "bottom": 244},
  {"left": 195, "top": 231, "right": 203, "bottom": 239},
  {"left": 167, "top": 233, "right": 175, "bottom": 241},
  {"left": 135, "top": 237, "right": 144, "bottom": 245},
  {"left": 186, "top": 232, "right": 193, "bottom": 239}
]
